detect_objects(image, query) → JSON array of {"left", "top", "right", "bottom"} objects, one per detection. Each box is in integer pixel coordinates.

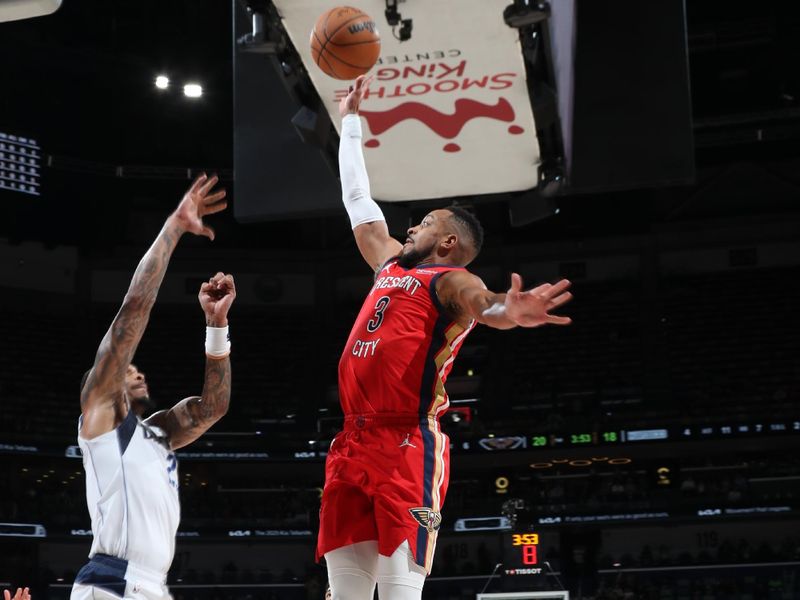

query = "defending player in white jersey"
[{"left": 71, "top": 174, "right": 235, "bottom": 600}]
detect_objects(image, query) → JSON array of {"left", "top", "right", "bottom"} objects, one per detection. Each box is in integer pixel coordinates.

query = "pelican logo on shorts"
[{"left": 409, "top": 507, "right": 442, "bottom": 533}]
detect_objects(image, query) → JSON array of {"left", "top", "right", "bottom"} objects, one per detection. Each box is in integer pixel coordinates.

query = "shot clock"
[{"left": 502, "top": 531, "right": 542, "bottom": 576}]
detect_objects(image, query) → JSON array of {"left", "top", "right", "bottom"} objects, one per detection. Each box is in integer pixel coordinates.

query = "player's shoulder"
[
  {"left": 432, "top": 269, "right": 485, "bottom": 306},
  {"left": 436, "top": 267, "right": 483, "bottom": 288}
]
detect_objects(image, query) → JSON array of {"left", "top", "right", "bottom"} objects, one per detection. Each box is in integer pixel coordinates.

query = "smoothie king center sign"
[{"left": 273, "top": 0, "right": 541, "bottom": 201}]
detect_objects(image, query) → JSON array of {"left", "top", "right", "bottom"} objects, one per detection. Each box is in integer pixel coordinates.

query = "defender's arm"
[
  {"left": 80, "top": 175, "right": 227, "bottom": 439},
  {"left": 146, "top": 272, "right": 235, "bottom": 450}
]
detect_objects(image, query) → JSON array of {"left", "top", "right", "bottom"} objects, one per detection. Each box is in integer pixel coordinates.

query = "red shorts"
[{"left": 316, "top": 413, "right": 450, "bottom": 573}]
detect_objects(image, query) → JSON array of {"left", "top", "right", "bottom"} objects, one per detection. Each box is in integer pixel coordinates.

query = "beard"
[
  {"left": 132, "top": 394, "right": 156, "bottom": 413},
  {"left": 397, "top": 243, "right": 431, "bottom": 269}
]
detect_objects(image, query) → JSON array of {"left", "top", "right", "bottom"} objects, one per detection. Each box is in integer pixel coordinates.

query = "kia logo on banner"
[{"left": 273, "top": 0, "right": 541, "bottom": 201}]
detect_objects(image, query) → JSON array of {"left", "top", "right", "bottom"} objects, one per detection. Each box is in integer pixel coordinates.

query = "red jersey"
[
  {"left": 321, "top": 259, "right": 476, "bottom": 570},
  {"left": 338, "top": 260, "right": 476, "bottom": 418}
]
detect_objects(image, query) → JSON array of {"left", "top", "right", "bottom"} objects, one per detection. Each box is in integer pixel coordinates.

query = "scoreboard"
[
  {"left": 466, "top": 419, "right": 800, "bottom": 455},
  {"left": 0, "top": 131, "right": 41, "bottom": 196}
]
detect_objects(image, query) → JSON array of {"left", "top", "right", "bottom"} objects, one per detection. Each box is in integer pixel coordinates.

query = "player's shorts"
[
  {"left": 70, "top": 554, "right": 172, "bottom": 600},
  {"left": 316, "top": 412, "right": 450, "bottom": 573}
]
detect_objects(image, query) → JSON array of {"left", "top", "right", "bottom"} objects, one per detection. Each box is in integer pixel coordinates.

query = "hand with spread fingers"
[
  {"left": 170, "top": 173, "right": 228, "bottom": 240},
  {"left": 339, "top": 74, "right": 374, "bottom": 117},
  {"left": 4, "top": 588, "right": 31, "bottom": 600},
  {"left": 199, "top": 272, "right": 236, "bottom": 328},
  {"left": 503, "top": 273, "right": 573, "bottom": 328}
]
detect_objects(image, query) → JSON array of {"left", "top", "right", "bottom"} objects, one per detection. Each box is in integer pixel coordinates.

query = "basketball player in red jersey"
[{"left": 318, "top": 76, "right": 573, "bottom": 600}]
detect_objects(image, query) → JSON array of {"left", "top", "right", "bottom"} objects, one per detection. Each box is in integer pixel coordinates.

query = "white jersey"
[{"left": 78, "top": 409, "right": 180, "bottom": 575}]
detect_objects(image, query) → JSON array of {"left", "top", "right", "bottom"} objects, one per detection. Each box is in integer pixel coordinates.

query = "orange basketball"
[{"left": 310, "top": 6, "right": 381, "bottom": 80}]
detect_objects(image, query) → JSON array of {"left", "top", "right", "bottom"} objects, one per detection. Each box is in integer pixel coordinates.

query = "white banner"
[{"left": 273, "top": 0, "right": 540, "bottom": 201}]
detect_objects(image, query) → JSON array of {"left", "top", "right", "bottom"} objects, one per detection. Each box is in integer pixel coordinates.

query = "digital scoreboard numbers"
[
  {"left": 503, "top": 531, "right": 542, "bottom": 576},
  {"left": 0, "top": 132, "right": 41, "bottom": 196},
  {"left": 531, "top": 431, "right": 620, "bottom": 448}
]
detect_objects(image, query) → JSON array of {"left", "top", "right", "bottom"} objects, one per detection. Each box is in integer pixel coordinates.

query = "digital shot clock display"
[{"left": 502, "top": 531, "right": 542, "bottom": 576}]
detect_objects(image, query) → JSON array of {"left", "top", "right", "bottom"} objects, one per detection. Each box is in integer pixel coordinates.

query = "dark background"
[{"left": 2, "top": 1, "right": 800, "bottom": 599}]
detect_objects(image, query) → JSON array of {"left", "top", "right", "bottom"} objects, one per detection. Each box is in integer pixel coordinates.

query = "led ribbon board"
[{"left": 272, "top": 0, "right": 540, "bottom": 201}]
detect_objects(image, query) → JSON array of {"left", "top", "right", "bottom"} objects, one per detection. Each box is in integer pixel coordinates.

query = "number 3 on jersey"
[{"left": 367, "top": 296, "right": 390, "bottom": 333}]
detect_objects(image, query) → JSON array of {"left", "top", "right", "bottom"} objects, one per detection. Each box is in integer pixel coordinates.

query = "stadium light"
[
  {"left": 155, "top": 75, "right": 170, "bottom": 89},
  {"left": 183, "top": 83, "right": 203, "bottom": 98}
]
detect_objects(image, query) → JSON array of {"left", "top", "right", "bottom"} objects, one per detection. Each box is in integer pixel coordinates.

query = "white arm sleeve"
[{"left": 339, "top": 113, "right": 385, "bottom": 229}]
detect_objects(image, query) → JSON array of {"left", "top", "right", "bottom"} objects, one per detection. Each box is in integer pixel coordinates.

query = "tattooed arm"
[
  {"left": 80, "top": 174, "right": 227, "bottom": 440},
  {"left": 146, "top": 273, "right": 236, "bottom": 450}
]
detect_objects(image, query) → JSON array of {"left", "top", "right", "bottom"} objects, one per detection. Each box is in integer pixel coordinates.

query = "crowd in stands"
[{"left": 3, "top": 265, "right": 799, "bottom": 443}]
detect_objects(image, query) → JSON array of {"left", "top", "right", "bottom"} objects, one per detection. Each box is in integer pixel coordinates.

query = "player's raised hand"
[
  {"left": 4, "top": 588, "right": 31, "bottom": 600},
  {"left": 171, "top": 173, "right": 227, "bottom": 240},
  {"left": 339, "top": 74, "right": 374, "bottom": 117},
  {"left": 199, "top": 272, "right": 236, "bottom": 327},
  {"left": 503, "top": 273, "right": 572, "bottom": 328}
]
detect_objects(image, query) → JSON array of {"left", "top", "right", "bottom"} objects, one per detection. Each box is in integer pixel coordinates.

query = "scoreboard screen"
[{"left": 0, "top": 131, "right": 41, "bottom": 196}]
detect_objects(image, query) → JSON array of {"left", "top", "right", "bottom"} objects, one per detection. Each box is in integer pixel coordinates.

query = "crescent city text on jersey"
[
  {"left": 349, "top": 272, "right": 425, "bottom": 358},
  {"left": 371, "top": 274, "right": 423, "bottom": 296}
]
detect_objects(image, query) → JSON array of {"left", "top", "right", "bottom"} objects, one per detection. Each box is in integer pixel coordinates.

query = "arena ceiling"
[{"left": 1, "top": 0, "right": 798, "bottom": 248}]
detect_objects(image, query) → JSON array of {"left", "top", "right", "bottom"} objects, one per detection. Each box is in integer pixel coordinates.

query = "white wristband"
[
  {"left": 340, "top": 114, "right": 385, "bottom": 229},
  {"left": 205, "top": 326, "right": 230, "bottom": 358}
]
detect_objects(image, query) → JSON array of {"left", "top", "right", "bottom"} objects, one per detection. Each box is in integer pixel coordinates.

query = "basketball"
[{"left": 310, "top": 6, "right": 381, "bottom": 80}]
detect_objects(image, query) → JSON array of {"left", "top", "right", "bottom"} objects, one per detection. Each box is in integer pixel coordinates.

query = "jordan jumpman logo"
[{"left": 399, "top": 433, "right": 417, "bottom": 448}]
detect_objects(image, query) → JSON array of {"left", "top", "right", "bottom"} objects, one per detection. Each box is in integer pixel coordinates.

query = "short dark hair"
[{"left": 446, "top": 206, "right": 484, "bottom": 259}]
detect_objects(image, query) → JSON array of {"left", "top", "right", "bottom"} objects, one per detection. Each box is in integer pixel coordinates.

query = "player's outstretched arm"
[
  {"left": 81, "top": 175, "right": 227, "bottom": 439},
  {"left": 438, "top": 271, "right": 573, "bottom": 330},
  {"left": 146, "top": 272, "right": 235, "bottom": 450},
  {"left": 339, "top": 75, "right": 402, "bottom": 272}
]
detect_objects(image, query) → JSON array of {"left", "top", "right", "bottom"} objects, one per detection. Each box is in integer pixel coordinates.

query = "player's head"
[
  {"left": 399, "top": 207, "right": 484, "bottom": 268},
  {"left": 124, "top": 364, "right": 153, "bottom": 416},
  {"left": 79, "top": 363, "right": 155, "bottom": 417}
]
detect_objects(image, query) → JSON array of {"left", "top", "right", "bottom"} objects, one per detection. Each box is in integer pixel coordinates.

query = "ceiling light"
[{"left": 183, "top": 83, "right": 203, "bottom": 98}]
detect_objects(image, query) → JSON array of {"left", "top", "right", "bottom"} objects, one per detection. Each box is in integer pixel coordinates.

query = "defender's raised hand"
[
  {"left": 503, "top": 273, "right": 573, "bottom": 328},
  {"left": 339, "top": 74, "right": 374, "bottom": 117},
  {"left": 199, "top": 272, "right": 236, "bottom": 327},
  {"left": 171, "top": 173, "right": 227, "bottom": 240},
  {"left": 4, "top": 588, "right": 31, "bottom": 600}
]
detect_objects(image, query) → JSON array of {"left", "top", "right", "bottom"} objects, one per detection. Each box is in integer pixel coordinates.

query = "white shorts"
[{"left": 70, "top": 554, "right": 172, "bottom": 600}]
